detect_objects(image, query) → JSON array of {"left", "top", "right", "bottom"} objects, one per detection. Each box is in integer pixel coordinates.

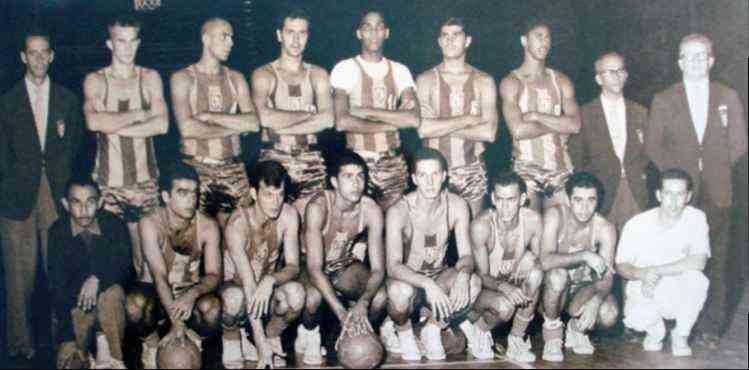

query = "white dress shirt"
[
  {"left": 600, "top": 93, "right": 628, "bottom": 164},
  {"left": 683, "top": 78, "right": 710, "bottom": 144},
  {"left": 25, "top": 76, "right": 51, "bottom": 151}
]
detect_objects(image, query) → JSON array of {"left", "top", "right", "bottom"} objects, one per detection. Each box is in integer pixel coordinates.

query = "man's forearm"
[
  {"left": 616, "top": 263, "right": 644, "bottom": 281},
  {"left": 355, "top": 107, "right": 419, "bottom": 129},
  {"left": 337, "top": 114, "right": 398, "bottom": 133},
  {"left": 186, "top": 273, "right": 220, "bottom": 298},
  {"left": 389, "top": 264, "right": 434, "bottom": 289},
  {"left": 536, "top": 113, "right": 580, "bottom": 134},
  {"left": 310, "top": 270, "right": 347, "bottom": 317},
  {"left": 202, "top": 112, "right": 260, "bottom": 133},
  {"left": 87, "top": 110, "right": 144, "bottom": 133},
  {"left": 455, "top": 256, "right": 475, "bottom": 275},
  {"left": 359, "top": 269, "right": 385, "bottom": 304},
  {"left": 270, "top": 265, "right": 299, "bottom": 287},
  {"left": 541, "top": 251, "right": 588, "bottom": 271},
  {"left": 260, "top": 109, "right": 312, "bottom": 131},
  {"left": 418, "top": 115, "right": 477, "bottom": 138},
  {"left": 653, "top": 255, "right": 707, "bottom": 276}
]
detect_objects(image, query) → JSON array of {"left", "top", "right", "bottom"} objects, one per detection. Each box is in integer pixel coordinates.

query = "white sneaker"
[
  {"left": 380, "top": 318, "right": 401, "bottom": 354},
  {"left": 458, "top": 321, "right": 477, "bottom": 350},
  {"left": 671, "top": 334, "right": 692, "bottom": 357},
  {"left": 470, "top": 327, "right": 495, "bottom": 360},
  {"left": 565, "top": 325, "right": 595, "bottom": 355},
  {"left": 240, "top": 328, "right": 258, "bottom": 361},
  {"left": 294, "top": 325, "right": 309, "bottom": 354},
  {"left": 419, "top": 322, "right": 446, "bottom": 361},
  {"left": 643, "top": 322, "right": 665, "bottom": 352},
  {"left": 303, "top": 326, "right": 323, "bottom": 365},
  {"left": 542, "top": 338, "right": 564, "bottom": 362},
  {"left": 107, "top": 358, "right": 128, "bottom": 369},
  {"left": 397, "top": 328, "right": 423, "bottom": 361},
  {"left": 507, "top": 335, "right": 536, "bottom": 363},
  {"left": 141, "top": 339, "right": 158, "bottom": 370},
  {"left": 222, "top": 337, "right": 244, "bottom": 369},
  {"left": 95, "top": 332, "right": 114, "bottom": 368}
]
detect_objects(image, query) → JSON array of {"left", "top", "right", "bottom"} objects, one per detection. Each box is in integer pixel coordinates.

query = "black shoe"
[{"left": 622, "top": 328, "right": 643, "bottom": 344}]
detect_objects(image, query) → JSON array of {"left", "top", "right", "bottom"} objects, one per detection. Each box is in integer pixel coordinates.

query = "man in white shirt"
[
  {"left": 645, "top": 34, "right": 747, "bottom": 349},
  {"left": 616, "top": 168, "right": 710, "bottom": 357},
  {"left": 330, "top": 10, "right": 420, "bottom": 211}
]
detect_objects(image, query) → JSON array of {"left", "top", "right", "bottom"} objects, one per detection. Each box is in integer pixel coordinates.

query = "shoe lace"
[
  {"left": 511, "top": 336, "right": 532, "bottom": 352},
  {"left": 547, "top": 338, "right": 563, "bottom": 352}
]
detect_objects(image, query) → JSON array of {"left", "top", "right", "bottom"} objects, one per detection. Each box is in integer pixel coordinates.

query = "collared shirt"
[
  {"left": 70, "top": 218, "right": 102, "bottom": 238},
  {"left": 683, "top": 78, "right": 710, "bottom": 144},
  {"left": 600, "top": 93, "right": 628, "bottom": 164},
  {"left": 25, "top": 76, "right": 51, "bottom": 150}
]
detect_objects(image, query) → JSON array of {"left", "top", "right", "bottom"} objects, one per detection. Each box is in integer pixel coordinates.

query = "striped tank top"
[
  {"left": 157, "top": 207, "right": 203, "bottom": 296},
  {"left": 424, "top": 67, "right": 484, "bottom": 168},
  {"left": 487, "top": 209, "right": 525, "bottom": 278},
  {"left": 180, "top": 65, "right": 242, "bottom": 160},
  {"left": 261, "top": 62, "right": 319, "bottom": 148},
  {"left": 403, "top": 192, "right": 450, "bottom": 278},
  {"left": 319, "top": 191, "right": 366, "bottom": 275},
  {"left": 346, "top": 58, "right": 401, "bottom": 152},
  {"left": 558, "top": 207, "right": 598, "bottom": 284},
  {"left": 93, "top": 67, "right": 159, "bottom": 188},
  {"left": 511, "top": 68, "right": 572, "bottom": 172}
]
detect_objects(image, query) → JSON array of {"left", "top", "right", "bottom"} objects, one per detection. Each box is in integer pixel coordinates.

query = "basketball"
[
  {"left": 442, "top": 327, "right": 467, "bottom": 355},
  {"left": 338, "top": 331, "right": 385, "bottom": 369},
  {"left": 61, "top": 351, "right": 91, "bottom": 369},
  {"left": 157, "top": 326, "right": 202, "bottom": 369}
]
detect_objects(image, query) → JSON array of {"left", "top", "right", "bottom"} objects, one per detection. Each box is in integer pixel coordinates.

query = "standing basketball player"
[
  {"left": 252, "top": 8, "right": 334, "bottom": 216},
  {"left": 416, "top": 17, "right": 498, "bottom": 216},
  {"left": 539, "top": 172, "right": 619, "bottom": 362},
  {"left": 297, "top": 151, "right": 388, "bottom": 365},
  {"left": 83, "top": 15, "right": 168, "bottom": 281},
  {"left": 499, "top": 17, "right": 581, "bottom": 212},
  {"left": 464, "top": 171, "right": 544, "bottom": 361},
  {"left": 171, "top": 18, "right": 260, "bottom": 226},
  {"left": 331, "top": 10, "right": 420, "bottom": 210},
  {"left": 385, "top": 148, "right": 482, "bottom": 361},
  {"left": 222, "top": 160, "right": 305, "bottom": 368}
]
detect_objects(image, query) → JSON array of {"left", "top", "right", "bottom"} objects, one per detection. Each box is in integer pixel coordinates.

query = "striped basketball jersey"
[
  {"left": 558, "top": 207, "right": 598, "bottom": 284},
  {"left": 92, "top": 67, "right": 159, "bottom": 188},
  {"left": 346, "top": 58, "right": 401, "bottom": 152},
  {"left": 261, "top": 62, "right": 318, "bottom": 148},
  {"left": 403, "top": 192, "right": 450, "bottom": 278},
  {"left": 240, "top": 207, "right": 281, "bottom": 283},
  {"left": 180, "top": 65, "right": 242, "bottom": 160},
  {"left": 318, "top": 191, "right": 366, "bottom": 275},
  {"left": 424, "top": 67, "right": 484, "bottom": 168},
  {"left": 511, "top": 68, "right": 572, "bottom": 172},
  {"left": 155, "top": 207, "right": 203, "bottom": 296},
  {"left": 487, "top": 209, "right": 525, "bottom": 278}
]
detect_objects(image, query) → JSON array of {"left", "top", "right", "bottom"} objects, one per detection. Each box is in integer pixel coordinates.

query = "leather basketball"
[
  {"left": 441, "top": 327, "right": 467, "bottom": 355},
  {"left": 338, "top": 331, "right": 385, "bottom": 369},
  {"left": 156, "top": 326, "right": 202, "bottom": 369}
]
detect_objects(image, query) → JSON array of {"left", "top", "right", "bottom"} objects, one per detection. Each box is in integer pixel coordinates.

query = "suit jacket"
[
  {"left": 645, "top": 81, "right": 747, "bottom": 209},
  {"left": 0, "top": 79, "right": 84, "bottom": 220},
  {"left": 570, "top": 97, "right": 652, "bottom": 215}
]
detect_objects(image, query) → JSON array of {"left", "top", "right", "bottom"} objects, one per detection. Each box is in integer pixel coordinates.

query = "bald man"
[{"left": 171, "top": 18, "right": 260, "bottom": 227}]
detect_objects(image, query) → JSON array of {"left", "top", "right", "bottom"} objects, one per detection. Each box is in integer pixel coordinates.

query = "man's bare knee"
[
  {"left": 196, "top": 294, "right": 221, "bottom": 329},
  {"left": 545, "top": 268, "right": 568, "bottom": 293},
  {"left": 597, "top": 298, "right": 619, "bottom": 329},
  {"left": 469, "top": 274, "right": 483, "bottom": 303},
  {"left": 526, "top": 267, "right": 544, "bottom": 291},
  {"left": 98, "top": 285, "right": 126, "bottom": 309},
  {"left": 387, "top": 280, "right": 416, "bottom": 312},
  {"left": 221, "top": 284, "right": 246, "bottom": 323},
  {"left": 496, "top": 296, "right": 517, "bottom": 323},
  {"left": 281, "top": 281, "right": 306, "bottom": 313}
]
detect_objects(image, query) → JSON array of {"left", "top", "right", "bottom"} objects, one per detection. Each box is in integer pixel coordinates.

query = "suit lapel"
[
  {"left": 43, "top": 83, "right": 59, "bottom": 155},
  {"left": 623, "top": 100, "right": 639, "bottom": 164},
  {"left": 702, "top": 82, "right": 721, "bottom": 145},
  {"left": 675, "top": 83, "right": 701, "bottom": 147},
  {"left": 592, "top": 98, "right": 617, "bottom": 161},
  {"left": 19, "top": 82, "right": 44, "bottom": 154}
]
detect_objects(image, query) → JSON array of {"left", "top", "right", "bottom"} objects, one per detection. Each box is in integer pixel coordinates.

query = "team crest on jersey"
[
  {"left": 328, "top": 231, "right": 352, "bottom": 261},
  {"left": 208, "top": 85, "right": 224, "bottom": 112},
  {"left": 288, "top": 97, "right": 303, "bottom": 111},
  {"left": 449, "top": 90, "right": 465, "bottom": 116},
  {"left": 250, "top": 240, "right": 269, "bottom": 277},
  {"left": 536, "top": 88, "right": 553, "bottom": 114},
  {"left": 372, "top": 81, "right": 390, "bottom": 109},
  {"left": 423, "top": 234, "right": 443, "bottom": 266}
]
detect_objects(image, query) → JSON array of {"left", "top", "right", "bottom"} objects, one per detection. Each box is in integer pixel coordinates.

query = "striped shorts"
[
  {"left": 513, "top": 161, "right": 572, "bottom": 198},
  {"left": 259, "top": 146, "right": 326, "bottom": 202},
  {"left": 99, "top": 179, "right": 160, "bottom": 223},
  {"left": 357, "top": 149, "right": 408, "bottom": 210},
  {"left": 184, "top": 158, "right": 251, "bottom": 216},
  {"left": 447, "top": 160, "right": 488, "bottom": 204}
]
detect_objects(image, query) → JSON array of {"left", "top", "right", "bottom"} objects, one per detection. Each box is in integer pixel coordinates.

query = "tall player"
[
  {"left": 252, "top": 7, "right": 334, "bottom": 215},
  {"left": 171, "top": 18, "right": 260, "bottom": 226},
  {"left": 83, "top": 15, "right": 168, "bottom": 281},
  {"left": 416, "top": 17, "right": 498, "bottom": 216},
  {"left": 499, "top": 18, "right": 581, "bottom": 212},
  {"left": 331, "top": 10, "right": 420, "bottom": 210}
]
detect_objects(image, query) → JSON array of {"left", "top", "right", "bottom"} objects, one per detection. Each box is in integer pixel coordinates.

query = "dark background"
[{"left": 0, "top": 0, "right": 747, "bottom": 361}]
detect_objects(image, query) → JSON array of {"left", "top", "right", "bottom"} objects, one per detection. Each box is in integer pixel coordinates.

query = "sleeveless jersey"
[
  {"left": 154, "top": 207, "right": 203, "bottom": 296},
  {"left": 180, "top": 65, "right": 242, "bottom": 160},
  {"left": 487, "top": 209, "right": 526, "bottom": 278},
  {"left": 403, "top": 192, "right": 450, "bottom": 278},
  {"left": 241, "top": 207, "right": 282, "bottom": 283},
  {"left": 93, "top": 67, "right": 159, "bottom": 188},
  {"left": 424, "top": 67, "right": 484, "bottom": 168},
  {"left": 511, "top": 68, "right": 572, "bottom": 172},
  {"left": 346, "top": 58, "right": 401, "bottom": 152},
  {"left": 318, "top": 191, "right": 366, "bottom": 276},
  {"left": 261, "top": 62, "right": 319, "bottom": 148},
  {"left": 558, "top": 207, "right": 598, "bottom": 285}
]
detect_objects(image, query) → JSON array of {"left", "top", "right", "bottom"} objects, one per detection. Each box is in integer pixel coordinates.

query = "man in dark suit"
[
  {"left": 645, "top": 33, "right": 748, "bottom": 349},
  {"left": 0, "top": 29, "right": 84, "bottom": 360},
  {"left": 570, "top": 52, "right": 651, "bottom": 231}
]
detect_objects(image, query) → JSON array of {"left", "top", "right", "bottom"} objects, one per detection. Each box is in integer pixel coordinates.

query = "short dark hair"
[
  {"left": 108, "top": 14, "right": 142, "bottom": 37},
  {"left": 159, "top": 161, "right": 200, "bottom": 193},
  {"left": 520, "top": 16, "right": 551, "bottom": 36},
  {"left": 64, "top": 175, "right": 101, "bottom": 199},
  {"left": 490, "top": 170, "right": 527, "bottom": 195},
  {"left": 330, "top": 150, "right": 368, "bottom": 180},
  {"left": 20, "top": 27, "right": 52, "bottom": 52},
  {"left": 565, "top": 171, "right": 605, "bottom": 208},
  {"left": 249, "top": 160, "right": 291, "bottom": 191},
  {"left": 440, "top": 17, "right": 469, "bottom": 35},
  {"left": 359, "top": 9, "right": 387, "bottom": 28},
  {"left": 411, "top": 147, "right": 448, "bottom": 173},
  {"left": 276, "top": 6, "right": 311, "bottom": 31},
  {"left": 659, "top": 168, "right": 694, "bottom": 192}
]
